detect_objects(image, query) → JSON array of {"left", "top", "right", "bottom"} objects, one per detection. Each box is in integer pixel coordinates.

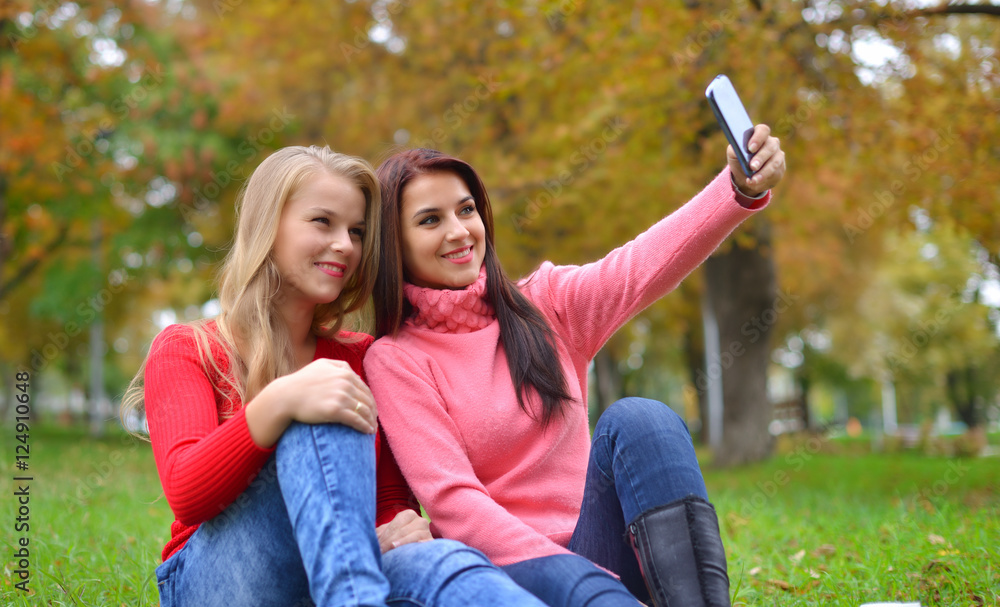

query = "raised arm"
[
  {"left": 527, "top": 168, "right": 762, "bottom": 360},
  {"left": 364, "top": 342, "right": 574, "bottom": 566},
  {"left": 531, "top": 127, "right": 785, "bottom": 361}
]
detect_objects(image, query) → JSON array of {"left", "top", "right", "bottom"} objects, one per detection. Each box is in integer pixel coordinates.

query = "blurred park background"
[{"left": 2, "top": 0, "right": 999, "bottom": 604}]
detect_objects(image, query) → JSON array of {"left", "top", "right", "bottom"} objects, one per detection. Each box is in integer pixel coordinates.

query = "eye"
[
  {"left": 312, "top": 217, "right": 330, "bottom": 225},
  {"left": 349, "top": 227, "right": 365, "bottom": 239},
  {"left": 418, "top": 215, "right": 439, "bottom": 226},
  {"left": 459, "top": 203, "right": 476, "bottom": 215}
]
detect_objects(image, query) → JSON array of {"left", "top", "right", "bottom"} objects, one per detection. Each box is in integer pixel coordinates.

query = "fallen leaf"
[
  {"left": 748, "top": 566, "right": 762, "bottom": 576},
  {"left": 766, "top": 579, "right": 792, "bottom": 591},
  {"left": 812, "top": 544, "right": 836, "bottom": 558},
  {"left": 790, "top": 549, "right": 806, "bottom": 564},
  {"left": 928, "top": 533, "right": 946, "bottom": 545}
]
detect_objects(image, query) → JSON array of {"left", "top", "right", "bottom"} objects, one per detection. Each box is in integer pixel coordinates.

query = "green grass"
[
  {"left": 705, "top": 436, "right": 1000, "bottom": 606},
  {"left": 2, "top": 425, "right": 997, "bottom": 606},
  {"left": 2, "top": 423, "right": 169, "bottom": 606}
]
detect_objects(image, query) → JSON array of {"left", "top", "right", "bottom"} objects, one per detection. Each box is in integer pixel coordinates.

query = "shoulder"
[
  {"left": 516, "top": 261, "right": 567, "bottom": 302},
  {"left": 148, "top": 321, "right": 228, "bottom": 368},
  {"left": 336, "top": 330, "right": 375, "bottom": 352},
  {"left": 365, "top": 334, "right": 425, "bottom": 367},
  {"left": 364, "top": 336, "right": 436, "bottom": 388},
  {"left": 318, "top": 330, "right": 374, "bottom": 370},
  {"left": 149, "top": 322, "right": 208, "bottom": 356}
]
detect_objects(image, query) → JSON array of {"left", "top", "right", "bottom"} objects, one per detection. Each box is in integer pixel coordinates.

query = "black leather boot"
[{"left": 627, "top": 495, "right": 731, "bottom": 607}]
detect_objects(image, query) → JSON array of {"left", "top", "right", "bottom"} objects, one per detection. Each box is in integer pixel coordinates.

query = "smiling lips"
[
  {"left": 442, "top": 245, "right": 474, "bottom": 264},
  {"left": 315, "top": 261, "right": 347, "bottom": 277}
]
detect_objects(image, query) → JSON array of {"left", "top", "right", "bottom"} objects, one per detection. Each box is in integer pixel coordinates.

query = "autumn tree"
[
  {"left": 125, "top": 0, "right": 1000, "bottom": 465},
  {"left": 0, "top": 1, "right": 293, "bottom": 427}
]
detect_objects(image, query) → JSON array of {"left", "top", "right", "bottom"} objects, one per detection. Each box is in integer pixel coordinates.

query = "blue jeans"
[
  {"left": 502, "top": 398, "right": 709, "bottom": 606},
  {"left": 155, "top": 421, "right": 544, "bottom": 607}
]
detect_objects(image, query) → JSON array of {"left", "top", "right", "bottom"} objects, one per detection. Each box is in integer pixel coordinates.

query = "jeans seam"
[
  {"left": 312, "top": 425, "right": 360, "bottom": 604},
  {"left": 611, "top": 433, "right": 642, "bottom": 521},
  {"left": 592, "top": 432, "right": 616, "bottom": 485}
]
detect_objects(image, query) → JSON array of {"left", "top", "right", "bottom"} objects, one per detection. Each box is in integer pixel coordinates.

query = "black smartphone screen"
[{"left": 705, "top": 75, "right": 755, "bottom": 176}]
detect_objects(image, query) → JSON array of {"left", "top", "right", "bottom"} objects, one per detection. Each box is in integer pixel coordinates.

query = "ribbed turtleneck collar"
[{"left": 403, "top": 267, "right": 495, "bottom": 333}]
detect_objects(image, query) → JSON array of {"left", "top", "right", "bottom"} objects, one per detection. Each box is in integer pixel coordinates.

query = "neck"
[
  {"left": 403, "top": 266, "right": 494, "bottom": 333},
  {"left": 275, "top": 298, "right": 318, "bottom": 366}
]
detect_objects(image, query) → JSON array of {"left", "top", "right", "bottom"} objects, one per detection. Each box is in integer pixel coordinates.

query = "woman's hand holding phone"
[{"left": 727, "top": 123, "right": 786, "bottom": 197}]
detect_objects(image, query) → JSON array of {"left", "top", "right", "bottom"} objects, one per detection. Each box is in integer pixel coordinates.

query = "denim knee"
[
  {"left": 276, "top": 420, "right": 376, "bottom": 467},
  {"left": 596, "top": 397, "right": 692, "bottom": 441},
  {"left": 383, "top": 539, "right": 486, "bottom": 581}
]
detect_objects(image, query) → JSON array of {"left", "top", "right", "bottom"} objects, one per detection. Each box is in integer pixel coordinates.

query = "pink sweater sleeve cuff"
[{"left": 729, "top": 172, "right": 771, "bottom": 209}]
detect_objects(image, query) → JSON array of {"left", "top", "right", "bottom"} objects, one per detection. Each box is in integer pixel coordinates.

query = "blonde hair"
[{"left": 121, "top": 146, "right": 382, "bottom": 429}]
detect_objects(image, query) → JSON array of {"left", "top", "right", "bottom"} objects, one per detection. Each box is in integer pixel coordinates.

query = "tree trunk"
[
  {"left": 683, "top": 326, "right": 709, "bottom": 443},
  {"left": 946, "top": 367, "right": 987, "bottom": 456},
  {"left": 704, "top": 224, "right": 778, "bottom": 466},
  {"left": 947, "top": 367, "right": 981, "bottom": 429},
  {"left": 797, "top": 371, "right": 812, "bottom": 430},
  {"left": 593, "top": 346, "right": 623, "bottom": 419},
  {"left": 89, "top": 219, "right": 106, "bottom": 438}
]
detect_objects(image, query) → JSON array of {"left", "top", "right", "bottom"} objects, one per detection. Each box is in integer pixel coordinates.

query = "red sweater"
[{"left": 144, "top": 322, "right": 416, "bottom": 562}]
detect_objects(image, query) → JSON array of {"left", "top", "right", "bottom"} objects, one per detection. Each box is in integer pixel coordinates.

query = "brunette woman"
[{"left": 365, "top": 129, "right": 785, "bottom": 607}]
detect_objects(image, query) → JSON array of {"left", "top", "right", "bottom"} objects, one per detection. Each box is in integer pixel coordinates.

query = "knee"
[
  {"left": 598, "top": 397, "right": 691, "bottom": 440},
  {"left": 277, "top": 421, "right": 375, "bottom": 457},
  {"left": 416, "top": 539, "right": 493, "bottom": 572},
  {"left": 383, "top": 539, "right": 495, "bottom": 582}
]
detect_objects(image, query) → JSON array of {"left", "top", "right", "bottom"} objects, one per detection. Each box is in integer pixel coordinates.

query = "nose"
[
  {"left": 330, "top": 226, "right": 354, "bottom": 255},
  {"left": 444, "top": 213, "right": 470, "bottom": 241}
]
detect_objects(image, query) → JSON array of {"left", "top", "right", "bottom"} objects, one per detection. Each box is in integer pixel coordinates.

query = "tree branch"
[
  {"left": 0, "top": 223, "right": 71, "bottom": 301},
  {"left": 914, "top": 3, "right": 1000, "bottom": 19}
]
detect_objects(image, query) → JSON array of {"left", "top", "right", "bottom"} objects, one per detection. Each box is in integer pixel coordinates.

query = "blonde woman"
[{"left": 123, "top": 146, "right": 544, "bottom": 607}]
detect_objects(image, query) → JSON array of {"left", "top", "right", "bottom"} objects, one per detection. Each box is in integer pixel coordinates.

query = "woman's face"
[
  {"left": 272, "top": 172, "right": 366, "bottom": 308},
  {"left": 399, "top": 172, "right": 486, "bottom": 290}
]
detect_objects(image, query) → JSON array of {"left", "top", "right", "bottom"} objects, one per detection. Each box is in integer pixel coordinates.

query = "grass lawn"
[
  {"left": 2, "top": 424, "right": 998, "bottom": 606},
  {"left": 704, "top": 436, "right": 1000, "bottom": 605}
]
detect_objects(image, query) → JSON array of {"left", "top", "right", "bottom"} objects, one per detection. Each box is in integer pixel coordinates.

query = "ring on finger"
[{"left": 355, "top": 401, "right": 363, "bottom": 413}]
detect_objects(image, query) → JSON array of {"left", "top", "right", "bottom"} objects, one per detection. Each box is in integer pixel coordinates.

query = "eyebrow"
[{"left": 411, "top": 195, "right": 474, "bottom": 219}]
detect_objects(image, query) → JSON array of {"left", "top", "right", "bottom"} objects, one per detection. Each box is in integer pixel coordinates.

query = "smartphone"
[{"left": 705, "top": 74, "right": 756, "bottom": 177}]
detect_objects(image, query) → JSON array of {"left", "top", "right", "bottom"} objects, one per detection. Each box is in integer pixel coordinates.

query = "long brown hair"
[{"left": 374, "top": 148, "right": 572, "bottom": 425}]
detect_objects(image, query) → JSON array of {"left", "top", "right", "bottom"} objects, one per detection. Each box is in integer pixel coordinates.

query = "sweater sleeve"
[
  {"left": 144, "top": 325, "right": 275, "bottom": 526},
  {"left": 531, "top": 168, "right": 769, "bottom": 361},
  {"left": 365, "top": 342, "right": 573, "bottom": 566}
]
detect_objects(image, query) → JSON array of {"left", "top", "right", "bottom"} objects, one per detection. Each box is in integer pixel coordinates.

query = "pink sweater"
[{"left": 364, "top": 169, "right": 768, "bottom": 566}]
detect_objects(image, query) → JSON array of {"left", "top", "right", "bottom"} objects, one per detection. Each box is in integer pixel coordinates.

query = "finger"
[
  {"left": 751, "top": 150, "right": 786, "bottom": 189},
  {"left": 748, "top": 137, "right": 779, "bottom": 173},
  {"left": 351, "top": 401, "right": 378, "bottom": 431},
  {"left": 390, "top": 529, "right": 434, "bottom": 549},
  {"left": 398, "top": 516, "right": 430, "bottom": 534},
  {"left": 392, "top": 510, "right": 422, "bottom": 525},
  {"left": 354, "top": 384, "right": 377, "bottom": 419},
  {"left": 337, "top": 408, "right": 376, "bottom": 434},
  {"left": 747, "top": 124, "right": 771, "bottom": 154},
  {"left": 350, "top": 393, "right": 378, "bottom": 428}
]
